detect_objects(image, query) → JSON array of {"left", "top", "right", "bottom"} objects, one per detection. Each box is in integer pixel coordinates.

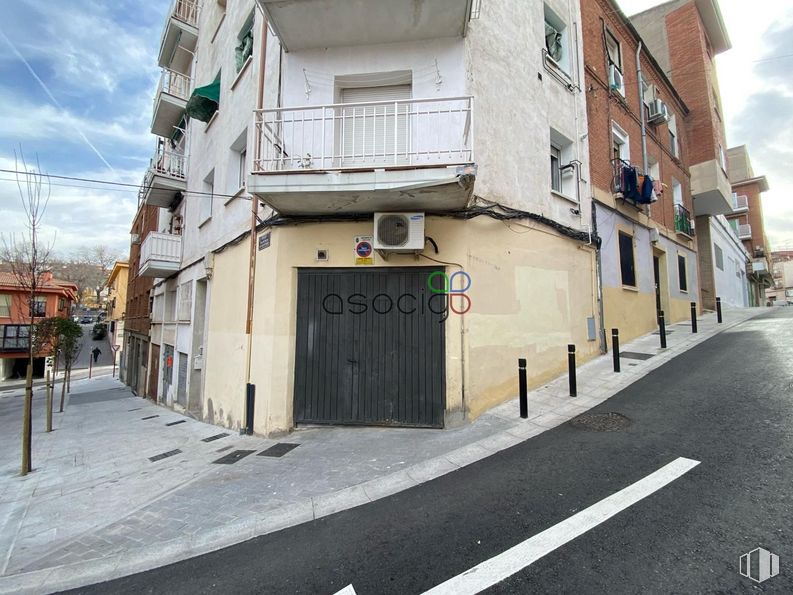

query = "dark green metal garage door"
[{"left": 294, "top": 267, "right": 446, "bottom": 428}]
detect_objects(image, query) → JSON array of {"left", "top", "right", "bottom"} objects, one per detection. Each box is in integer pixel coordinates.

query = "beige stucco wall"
[{"left": 202, "top": 216, "right": 599, "bottom": 435}]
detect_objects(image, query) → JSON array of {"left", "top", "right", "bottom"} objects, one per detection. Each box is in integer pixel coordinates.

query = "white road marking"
[
  {"left": 333, "top": 586, "right": 357, "bottom": 595},
  {"left": 423, "top": 456, "right": 701, "bottom": 595}
]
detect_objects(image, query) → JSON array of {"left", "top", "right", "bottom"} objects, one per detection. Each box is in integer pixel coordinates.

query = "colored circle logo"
[{"left": 427, "top": 271, "right": 472, "bottom": 315}]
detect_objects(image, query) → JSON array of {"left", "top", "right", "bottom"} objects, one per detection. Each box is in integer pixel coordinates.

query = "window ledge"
[
  {"left": 225, "top": 187, "right": 247, "bottom": 206},
  {"left": 204, "top": 111, "right": 219, "bottom": 132},
  {"left": 621, "top": 285, "right": 639, "bottom": 293},
  {"left": 231, "top": 56, "right": 253, "bottom": 91},
  {"left": 198, "top": 216, "right": 212, "bottom": 229},
  {"left": 551, "top": 190, "right": 578, "bottom": 204}
]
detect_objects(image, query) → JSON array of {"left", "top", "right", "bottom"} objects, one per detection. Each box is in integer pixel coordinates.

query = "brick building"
[
  {"left": 122, "top": 202, "right": 159, "bottom": 397},
  {"left": 583, "top": 0, "right": 699, "bottom": 345},
  {"left": 629, "top": 0, "right": 735, "bottom": 312},
  {"left": 0, "top": 271, "right": 78, "bottom": 380},
  {"left": 725, "top": 145, "right": 773, "bottom": 305}
]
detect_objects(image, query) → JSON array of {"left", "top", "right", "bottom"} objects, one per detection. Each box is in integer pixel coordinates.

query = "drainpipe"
[
  {"left": 636, "top": 41, "right": 650, "bottom": 218},
  {"left": 243, "top": 7, "right": 269, "bottom": 433},
  {"left": 592, "top": 201, "right": 608, "bottom": 354}
]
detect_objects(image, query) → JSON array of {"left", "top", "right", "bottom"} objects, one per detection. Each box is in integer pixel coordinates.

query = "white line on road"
[{"left": 422, "top": 456, "right": 701, "bottom": 595}]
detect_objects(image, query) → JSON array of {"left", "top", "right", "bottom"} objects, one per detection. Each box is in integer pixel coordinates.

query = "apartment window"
[
  {"left": 200, "top": 170, "right": 214, "bottom": 224},
  {"left": 238, "top": 149, "right": 247, "bottom": 188},
  {"left": 672, "top": 178, "right": 683, "bottom": 205},
  {"left": 2, "top": 324, "right": 30, "bottom": 351},
  {"left": 606, "top": 31, "right": 622, "bottom": 71},
  {"left": 0, "top": 294, "right": 10, "bottom": 317},
  {"left": 714, "top": 244, "right": 724, "bottom": 271},
  {"left": 178, "top": 282, "right": 193, "bottom": 322},
  {"left": 719, "top": 144, "right": 727, "bottom": 172},
  {"left": 619, "top": 232, "right": 636, "bottom": 287},
  {"left": 30, "top": 295, "right": 47, "bottom": 318},
  {"left": 612, "top": 123, "right": 630, "bottom": 163},
  {"left": 165, "top": 289, "right": 177, "bottom": 322},
  {"left": 228, "top": 129, "right": 248, "bottom": 195},
  {"left": 543, "top": 5, "right": 570, "bottom": 75},
  {"left": 678, "top": 254, "right": 688, "bottom": 292},
  {"left": 235, "top": 12, "right": 255, "bottom": 72},
  {"left": 58, "top": 298, "right": 65, "bottom": 310},
  {"left": 549, "top": 128, "right": 575, "bottom": 198},
  {"left": 668, "top": 114, "right": 678, "bottom": 158}
]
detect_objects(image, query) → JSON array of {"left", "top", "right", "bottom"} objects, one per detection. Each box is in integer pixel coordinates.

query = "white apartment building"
[
  {"left": 706, "top": 214, "right": 750, "bottom": 308},
  {"left": 135, "top": 0, "right": 600, "bottom": 434}
]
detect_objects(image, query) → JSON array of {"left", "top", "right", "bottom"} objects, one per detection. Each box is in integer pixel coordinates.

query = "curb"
[{"left": 0, "top": 309, "right": 766, "bottom": 594}]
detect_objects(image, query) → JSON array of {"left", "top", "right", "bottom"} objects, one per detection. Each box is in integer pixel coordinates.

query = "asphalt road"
[{"left": 68, "top": 308, "right": 793, "bottom": 594}]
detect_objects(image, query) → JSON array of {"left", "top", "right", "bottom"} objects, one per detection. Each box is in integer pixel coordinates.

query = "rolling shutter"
[{"left": 340, "top": 85, "right": 411, "bottom": 166}]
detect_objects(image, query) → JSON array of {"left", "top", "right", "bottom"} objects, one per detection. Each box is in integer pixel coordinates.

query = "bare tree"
[
  {"left": 52, "top": 246, "right": 121, "bottom": 307},
  {"left": 0, "top": 149, "right": 53, "bottom": 476}
]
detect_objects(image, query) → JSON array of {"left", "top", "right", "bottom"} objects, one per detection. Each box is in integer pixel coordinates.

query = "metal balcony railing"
[
  {"left": 674, "top": 203, "right": 694, "bottom": 236},
  {"left": 150, "top": 138, "right": 187, "bottom": 180},
  {"left": 170, "top": 0, "right": 199, "bottom": 27},
  {"left": 732, "top": 194, "right": 749, "bottom": 211},
  {"left": 157, "top": 68, "right": 191, "bottom": 101},
  {"left": 738, "top": 223, "right": 752, "bottom": 239},
  {"left": 140, "top": 232, "right": 181, "bottom": 269},
  {"left": 252, "top": 96, "right": 474, "bottom": 173}
]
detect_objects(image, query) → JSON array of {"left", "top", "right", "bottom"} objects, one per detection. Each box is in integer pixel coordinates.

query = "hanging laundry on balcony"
[
  {"left": 637, "top": 173, "right": 656, "bottom": 204},
  {"left": 621, "top": 164, "right": 641, "bottom": 201},
  {"left": 185, "top": 80, "right": 220, "bottom": 122}
]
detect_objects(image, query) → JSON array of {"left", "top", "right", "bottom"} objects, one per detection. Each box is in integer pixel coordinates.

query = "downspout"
[
  {"left": 636, "top": 41, "right": 650, "bottom": 218},
  {"left": 592, "top": 201, "right": 607, "bottom": 354},
  {"left": 244, "top": 7, "right": 268, "bottom": 433}
]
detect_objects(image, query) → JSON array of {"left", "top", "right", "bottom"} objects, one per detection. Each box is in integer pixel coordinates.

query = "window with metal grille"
[{"left": 714, "top": 244, "right": 724, "bottom": 271}]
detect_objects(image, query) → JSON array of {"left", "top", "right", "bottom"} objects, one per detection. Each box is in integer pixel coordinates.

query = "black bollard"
[
  {"left": 245, "top": 383, "right": 255, "bottom": 435},
  {"left": 612, "top": 328, "right": 621, "bottom": 373},
  {"left": 716, "top": 297, "right": 723, "bottom": 323},
  {"left": 518, "top": 358, "right": 528, "bottom": 419},
  {"left": 659, "top": 311, "right": 667, "bottom": 348},
  {"left": 690, "top": 301, "right": 698, "bottom": 333},
  {"left": 568, "top": 344, "right": 577, "bottom": 397}
]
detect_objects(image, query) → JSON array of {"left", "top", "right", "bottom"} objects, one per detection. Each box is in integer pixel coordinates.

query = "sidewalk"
[{"left": 0, "top": 307, "right": 765, "bottom": 594}]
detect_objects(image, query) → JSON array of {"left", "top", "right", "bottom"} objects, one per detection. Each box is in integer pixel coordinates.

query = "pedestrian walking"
[{"left": 91, "top": 347, "right": 101, "bottom": 363}]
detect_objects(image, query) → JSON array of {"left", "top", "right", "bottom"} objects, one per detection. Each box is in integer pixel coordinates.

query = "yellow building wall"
[{"left": 203, "top": 216, "right": 600, "bottom": 435}]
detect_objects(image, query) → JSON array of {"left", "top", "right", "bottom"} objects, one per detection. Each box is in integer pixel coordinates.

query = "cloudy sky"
[{"left": 0, "top": 0, "right": 791, "bottom": 255}]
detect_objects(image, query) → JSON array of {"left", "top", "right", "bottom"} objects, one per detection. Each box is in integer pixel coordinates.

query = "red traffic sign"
[
  {"left": 355, "top": 241, "right": 373, "bottom": 258},
  {"left": 111, "top": 345, "right": 120, "bottom": 352}
]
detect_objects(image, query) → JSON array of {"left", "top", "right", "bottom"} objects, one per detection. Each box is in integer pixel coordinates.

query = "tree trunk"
[
  {"left": 46, "top": 369, "right": 53, "bottom": 432},
  {"left": 66, "top": 362, "right": 72, "bottom": 393},
  {"left": 59, "top": 364, "right": 67, "bottom": 413},
  {"left": 21, "top": 364, "right": 33, "bottom": 475}
]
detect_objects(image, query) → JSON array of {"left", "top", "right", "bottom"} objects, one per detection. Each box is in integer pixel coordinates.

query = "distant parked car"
[{"left": 80, "top": 316, "right": 93, "bottom": 324}]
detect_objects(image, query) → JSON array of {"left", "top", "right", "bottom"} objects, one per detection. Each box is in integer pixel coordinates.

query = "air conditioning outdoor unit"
[
  {"left": 609, "top": 64, "right": 624, "bottom": 96},
  {"left": 373, "top": 213, "right": 425, "bottom": 252},
  {"left": 648, "top": 99, "right": 670, "bottom": 124},
  {"left": 649, "top": 228, "right": 660, "bottom": 243}
]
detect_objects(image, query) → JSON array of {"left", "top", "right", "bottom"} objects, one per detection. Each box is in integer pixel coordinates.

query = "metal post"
[
  {"left": 518, "top": 358, "right": 528, "bottom": 419},
  {"left": 690, "top": 301, "right": 698, "bottom": 333},
  {"left": 716, "top": 297, "right": 723, "bottom": 324},
  {"left": 659, "top": 310, "right": 667, "bottom": 348},
  {"left": 113, "top": 353, "right": 117, "bottom": 378},
  {"left": 245, "top": 383, "right": 255, "bottom": 435},
  {"left": 611, "top": 329, "right": 621, "bottom": 373},
  {"left": 568, "top": 344, "right": 577, "bottom": 397},
  {"left": 88, "top": 356, "right": 93, "bottom": 379},
  {"left": 46, "top": 370, "right": 53, "bottom": 433}
]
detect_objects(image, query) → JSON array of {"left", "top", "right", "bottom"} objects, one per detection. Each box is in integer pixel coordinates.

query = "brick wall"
[{"left": 125, "top": 205, "right": 158, "bottom": 336}]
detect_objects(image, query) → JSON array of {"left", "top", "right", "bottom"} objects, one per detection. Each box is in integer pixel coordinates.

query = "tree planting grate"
[
  {"left": 141, "top": 415, "right": 160, "bottom": 420},
  {"left": 213, "top": 450, "right": 255, "bottom": 464},
  {"left": 127, "top": 408, "right": 142, "bottom": 412},
  {"left": 216, "top": 445, "right": 233, "bottom": 452},
  {"left": 258, "top": 443, "right": 300, "bottom": 458},
  {"left": 166, "top": 420, "right": 187, "bottom": 426},
  {"left": 202, "top": 432, "right": 230, "bottom": 443},
  {"left": 619, "top": 351, "right": 654, "bottom": 361},
  {"left": 569, "top": 412, "right": 632, "bottom": 432},
  {"left": 149, "top": 449, "right": 182, "bottom": 462}
]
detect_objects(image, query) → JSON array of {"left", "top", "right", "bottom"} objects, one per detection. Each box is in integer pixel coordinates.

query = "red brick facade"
[{"left": 125, "top": 204, "right": 158, "bottom": 337}]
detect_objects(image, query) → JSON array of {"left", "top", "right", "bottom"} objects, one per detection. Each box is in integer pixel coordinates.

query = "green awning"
[{"left": 185, "top": 81, "right": 220, "bottom": 122}]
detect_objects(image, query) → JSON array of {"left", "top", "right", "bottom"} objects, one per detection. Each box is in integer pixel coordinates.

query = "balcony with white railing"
[
  {"left": 139, "top": 232, "right": 182, "bottom": 278},
  {"left": 158, "top": 0, "right": 199, "bottom": 73},
  {"left": 152, "top": 69, "right": 191, "bottom": 137},
  {"left": 737, "top": 223, "right": 752, "bottom": 240},
  {"left": 250, "top": 96, "right": 476, "bottom": 214},
  {"left": 139, "top": 138, "right": 188, "bottom": 209},
  {"left": 731, "top": 193, "right": 749, "bottom": 212},
  {"left": 260, "top": 0, "right": 473, "bottom": 52}
]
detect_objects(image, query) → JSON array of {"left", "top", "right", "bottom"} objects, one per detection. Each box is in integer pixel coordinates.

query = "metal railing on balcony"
[
  {"left": 732, "top": 194, "right": 749, "bottom": 211},
  {"left": 674, "top": 203, "right": 694, "bottom": 236},
  {"left": 137, "top": 140, "right": 187, "bottom": 207},
  {"left": 157, "top": 68, "right": 191, "bottom": 101},
  {"left": 140, "top": 232, "right": 181, "bottom": 269},
  {"left": 738, "top": 223, "right": 752, "bottom": 239},
  {"left": 252, "top": 96, "right": 474, "bottom": 173},
  {"left": 170, "top": 0, "right": 199, "bottom": 27}
]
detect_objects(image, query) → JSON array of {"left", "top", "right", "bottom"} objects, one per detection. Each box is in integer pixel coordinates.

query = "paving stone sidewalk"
[{"left": 0, "top": 307, "right": 765, "bottom": 594}]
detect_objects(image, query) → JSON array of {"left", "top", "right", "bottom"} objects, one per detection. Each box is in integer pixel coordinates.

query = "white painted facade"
[{"left": 709, "top": 215, "right": 749, "bottom": 308}]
